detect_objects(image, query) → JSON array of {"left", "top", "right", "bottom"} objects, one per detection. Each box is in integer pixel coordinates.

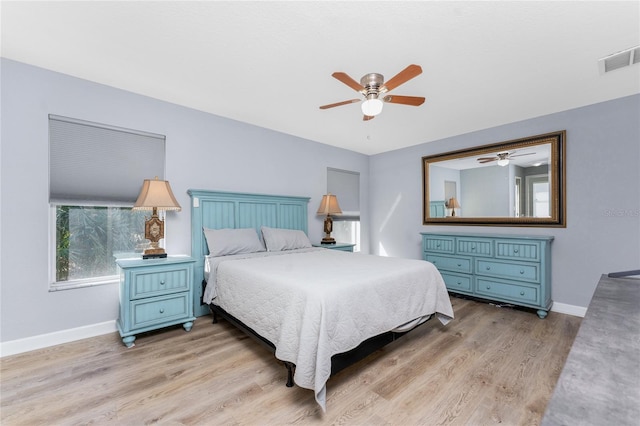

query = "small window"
[
  {"left": 49, "top": 116, "right": 166, "bottom": 290},
  {"left": 327, "top": 168, "right": 360, "bottom": 251},
  {"left": 53, "top": 206, "right": 148, "bottom": 288}
]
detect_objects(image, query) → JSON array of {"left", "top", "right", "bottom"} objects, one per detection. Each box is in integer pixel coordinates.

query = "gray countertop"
[{"left": 542, "top": 274, "right": 640, "bottom": 425}]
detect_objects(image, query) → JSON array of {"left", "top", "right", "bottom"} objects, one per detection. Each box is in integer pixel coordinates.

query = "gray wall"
[
  {"left": 0, "top": 59, "right": 369, "bottom": 342},
  {"left": 369, "top": 94, "right": 640, "bottom": 308},
  {"left": 460, "top": 166, "right": 510, "bottom": 216}
]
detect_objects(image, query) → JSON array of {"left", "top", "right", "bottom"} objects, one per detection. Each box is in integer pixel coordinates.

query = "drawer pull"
[
  {"left": 471, "top": 245, "right": 476, "bottom": 250},
  {"left": 486, "top": 285, "right": 491, "bottom": 290},
  {"left": 160, "top": 280, "right": 165, "bottom": 285},
  {"left": 514, "top": 248, "right": 519, "bottom": 253},
  {"left": 486, "top": 266, "right": 491, "bottom": 270},
  {"left": 520, "top": 270, "right": 525, "bottom": 274},
  {"left": 436, "top": 243, "right": 441, "bottom": 247},
  {"left": 457, "top": 281, "right": 462, "bottom": 285},
  {"left": 457, "top": 263, "right": 462, "bottom": 267},
  {"left": 159, "top": 308, "right": 165, "bottom": 314},
  {"left": 520, "top": 291, "right": 525, "bottom": 296}
]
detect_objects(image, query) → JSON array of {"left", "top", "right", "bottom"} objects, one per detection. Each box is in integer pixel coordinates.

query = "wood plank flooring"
[{"left": 1, "top": 296, "right": 581, "bottom": 425}]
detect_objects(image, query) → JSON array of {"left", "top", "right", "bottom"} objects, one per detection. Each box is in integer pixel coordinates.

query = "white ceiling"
[{"left": 2, "top": 1, "right": 639, "bottom": 155}]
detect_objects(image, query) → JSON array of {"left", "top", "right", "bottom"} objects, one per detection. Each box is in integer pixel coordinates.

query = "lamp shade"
[
  {"left": 448, "top": 197, "right": 461, "bottom": 209},
  {"left": 133, "top": 177, "right": 181, "bottom": 211},
  {"left": 497, "top": 158, "right": 509, "bottom": 167},
  {"left": 316, "top": 194, "right": 342, "bottom": 215}
]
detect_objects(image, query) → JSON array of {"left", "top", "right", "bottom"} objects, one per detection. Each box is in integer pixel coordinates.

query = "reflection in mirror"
[{"left": 422, "top": 131, "right": 566, "bottom": 227}]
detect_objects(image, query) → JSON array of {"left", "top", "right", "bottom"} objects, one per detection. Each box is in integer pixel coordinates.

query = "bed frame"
[{"left": 188, "top": 189, "right": 427, "bottom": 386}]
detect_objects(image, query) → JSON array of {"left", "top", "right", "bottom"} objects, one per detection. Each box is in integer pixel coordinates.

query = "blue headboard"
[{"left": 188, "top": 189, "right": 310, "bottom": 316}]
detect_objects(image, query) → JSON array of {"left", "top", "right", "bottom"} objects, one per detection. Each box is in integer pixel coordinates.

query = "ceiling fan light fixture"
[
  {"left": 497, "top": 158, "right": 510, "bottom": 167},
  {"left": 361, "top": 98, "right": 383, "bottom": 116}
]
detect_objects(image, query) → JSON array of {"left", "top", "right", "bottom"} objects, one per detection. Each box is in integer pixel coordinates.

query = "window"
[
  {"left": 49, "top": 116, "right": 166, "bottom": 290},
  {"left": 54, "top": 206, "right": 147, "bottom": 285},
  {"left": 327, "top": 168, "right": 360, "bottom": 251}
]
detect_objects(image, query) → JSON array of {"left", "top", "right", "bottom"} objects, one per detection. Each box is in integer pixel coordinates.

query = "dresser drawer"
[
  {"left": 423, "top": 236, "right": 455, "bottom": 254},
  {"left": 456, "top": 237, "right": 493, "bottom": 257},
  {"left": 495, "top": 240, "right": 541, "bottom": 261},
  {"left": 426, "top": 254, "right": 472, "bottom": 274},
  {"left": 130, "top": 293, "right": 190, "bottom": 330},
  {"left": 476, "top": 259, "right": 540, "bottom": 283},
  {"left": 476, "top": 278, "right": 539, "bottom": 305},
  {"left": 131, "top": 265, "right": 190, "bottom": 299},
  {"left": 440, "top": 272, "right": 473, "bottom": 293}
]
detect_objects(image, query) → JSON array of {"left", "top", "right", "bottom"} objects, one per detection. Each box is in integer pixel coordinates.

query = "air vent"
[{"left": 598, "top": 45, "right": 640, "bottom": 74}]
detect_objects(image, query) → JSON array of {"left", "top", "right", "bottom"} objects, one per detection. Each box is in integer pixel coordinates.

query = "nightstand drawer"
[
  {"left": 495, "top": 240, "right": 541, "bottom": 261},
  {"left": 476, "top": 259, "right": 540, "bottom": 283},
  {"left": 426, "top": 254, "right": 472, "bottom": 274},
  {"left": 440, "top": 272, "right": 473, "bottom": 292},
  {"left": 131, "top": 265, "right": 190, "bottom": 299},
  {"left": 476, "top": 278, "right": 539, "bottom": 305},
  {"left": 131, "top": 293, "right": 190, "bottom": 329},
  {"left": 456, "top": 237, "right": 493, "bottom": 257},
  {"left": 423, "top": 236, "right": 455, "bottom": 254}
]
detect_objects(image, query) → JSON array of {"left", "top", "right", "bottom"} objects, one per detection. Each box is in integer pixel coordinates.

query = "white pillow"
[
  {"left": 203, "top": 228, "right": 265, "bottom": 257},
  {"left": 261, "top": 226, "right": 312, "bottom": 252}
]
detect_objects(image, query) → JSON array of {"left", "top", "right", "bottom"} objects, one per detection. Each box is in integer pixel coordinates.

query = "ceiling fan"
[
  {"left": 319, "top": 64, "right": 425, "bottom": 121},
  {"left": 477, "top": 151, "right": 535, "bottom": 167}
]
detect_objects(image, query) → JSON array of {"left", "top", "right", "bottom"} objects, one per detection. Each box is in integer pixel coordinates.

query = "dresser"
[
  {"left": 116, "top": 256, "right": 196, "bottom": 347},
  {"left": 421, "top": 232, "right": 553, "bottom": 318},
  {"left": 312, "top": 242, "right": 356, "bottom": 252}
]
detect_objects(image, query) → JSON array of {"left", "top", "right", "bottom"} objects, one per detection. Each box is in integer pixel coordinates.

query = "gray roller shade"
[{"left": 49, "top": 115, "right": 166, "bottom": 206}]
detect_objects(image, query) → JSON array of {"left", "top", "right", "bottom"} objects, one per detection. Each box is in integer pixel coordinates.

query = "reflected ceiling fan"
[
  {"left": 319, "top": 64, "right": 425, "bottom": 121},
  {"left": 477, "top": 151, "right": 535, "bottom": 167}
]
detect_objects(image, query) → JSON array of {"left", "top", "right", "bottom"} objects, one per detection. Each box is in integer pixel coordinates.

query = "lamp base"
[
  {"left": 321, "top": 237, "right": 336, "bottom": 245},
  {"left": 143, "top": 253, "right": 167, "bottom": 259},
  {"left": 143, "top": 248, "right": 167, "bottom": 259}
]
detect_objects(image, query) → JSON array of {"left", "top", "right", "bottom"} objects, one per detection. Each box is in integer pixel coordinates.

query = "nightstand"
[
  {"left": 116, "top": 256, "right": 196, "bottom": 347},
  {"left": 312, "top": 242, "right": 356, "bottom": 252}
]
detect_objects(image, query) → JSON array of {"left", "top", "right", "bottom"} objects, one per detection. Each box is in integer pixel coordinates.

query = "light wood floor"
[{"left": 1, "top": 296, "right": 581, "bottom": 425}]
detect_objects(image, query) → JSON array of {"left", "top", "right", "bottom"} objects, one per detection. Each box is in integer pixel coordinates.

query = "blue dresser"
[
  {"left": 116, "top": 256, "right": 196, "bottom": 347},
  {"left": 421, "top": 232, "right": 553, "bottom": 318}
]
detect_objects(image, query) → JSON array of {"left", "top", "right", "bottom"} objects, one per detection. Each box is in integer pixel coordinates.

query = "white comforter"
[{"left": 205, "top": 248, "right": 453, "bottom": 411}]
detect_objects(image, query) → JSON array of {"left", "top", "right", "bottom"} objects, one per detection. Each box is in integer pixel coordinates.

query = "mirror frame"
[{"left": 422, "top": 130, "right": 566, "bottom": 227}]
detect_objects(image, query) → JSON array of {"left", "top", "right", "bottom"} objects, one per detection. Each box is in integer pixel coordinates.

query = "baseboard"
[
  {"left": 0, "top": 320, "right": 117, "bottom": 358},
  {"left": 0, "top": 301, "right": 586, "bottom": 357},
  {"left": 551, "top": 301, "right": 587, "bottom": 317}
]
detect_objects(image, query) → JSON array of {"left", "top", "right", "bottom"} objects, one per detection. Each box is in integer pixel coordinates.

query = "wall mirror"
[{"left": 422, "top": 130, "right": 566, "bottom": 227}]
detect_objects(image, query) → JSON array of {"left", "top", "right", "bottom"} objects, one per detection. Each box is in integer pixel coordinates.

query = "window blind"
[
  {"left": 327, "top": 168, "right": 360, "bottom": 220},
  {"left": 49, "top": 115, "right": 166, "bottom": 206}
]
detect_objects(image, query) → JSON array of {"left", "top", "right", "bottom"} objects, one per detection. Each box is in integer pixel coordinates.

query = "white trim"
[
  {"left": 551, "top": 301, "right": 587, "bottom": 317},
  {"left": 0, "top": 301, "right": 586, "bottom": 358},
  {"left": 0, "top": 320, "right": 117, "bottom": 358}
]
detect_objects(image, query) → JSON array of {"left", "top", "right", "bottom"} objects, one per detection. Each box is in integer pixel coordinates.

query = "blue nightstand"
[
  {"left": 312, "top": 242, "right": 356, "bottom": 252},
  {"left": 116, "top": 256, "right": 196, "bottom": 347}
]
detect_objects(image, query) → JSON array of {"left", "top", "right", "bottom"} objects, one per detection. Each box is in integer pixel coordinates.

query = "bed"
[{"left": 188, "top": 189, "right": 454, "bottom": 411}]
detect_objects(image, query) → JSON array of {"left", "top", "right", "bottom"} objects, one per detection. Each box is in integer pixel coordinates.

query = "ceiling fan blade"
[
  {"left": 332, "top": 72, "right": 366, "bottom": 93},
  {"left": 478, "top": 158, "right": 497, "bottom": 163},
  {"left": 383, "top": 95, "right": 425, "bottom": 106},
  {"left": 319, "top": 99, "right": 361, "bottom": 110},
  {"left": 477, "top": 157, "right": 498, "bottom": 161},
  {"left": 508, "top": 152, "right": 536, "bottom": 158},
  {"left": 363, "top": 115, "right": 375, "bottom": 121},
  {"left": 381, "top": 64, "right": 422, "bottom": 92}
]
